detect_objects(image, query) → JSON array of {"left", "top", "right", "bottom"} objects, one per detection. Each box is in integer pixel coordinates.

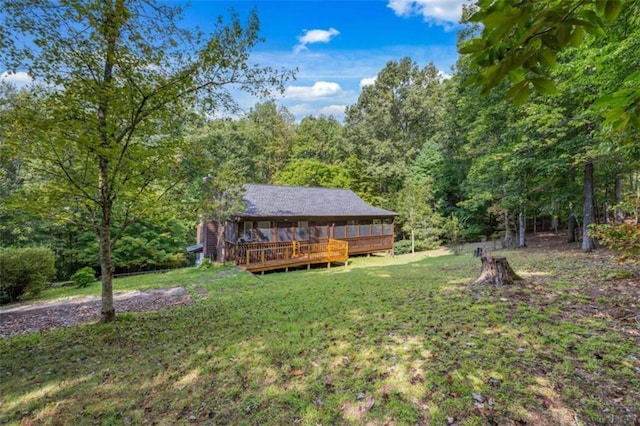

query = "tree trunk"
[
  {"left": 615, "top": 171, "right": 624, "bottom": 223},
  {"left": 96, "top": 0, "right": 120, "bottom": 323},
  {"left": 518, "top": 208, "right": 526, "bottom": 248},
  {"left": 582, "top": 159, "right": 596, "bottom": 252},
  {"left": 502, "top": 210, "right": 513, "bottom": 248},
  {"left": 567, "top": 206, "right": 577, "bottom": 243},
  {"left": 216, "top": 220, "right": 225, "bottom": 263},
  {"left": 411, "top": 229, "right": 415, "bottom": 256},
  {"left": 473, "top": 255, "right": 522, "bottom": 287},
  {"left": 99, "top": 158, "right": 115, "bottom": 322}
]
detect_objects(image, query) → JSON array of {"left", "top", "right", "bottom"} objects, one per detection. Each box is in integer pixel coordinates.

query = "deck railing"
[
  {"left": 341, "top": 235, "right": 394, "bottom": 254},
  {"left": 226, "top": 239, "right": 348, "bottom": 272}
]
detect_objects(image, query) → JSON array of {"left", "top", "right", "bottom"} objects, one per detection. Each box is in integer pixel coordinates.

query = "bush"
[
  {"left": 394, "top": 239, "right": 436, "bottom": 255},
  {"left": 70, "top": 266, "right": 97, "bottom": 288},
  {"left": 0, "top": 246, "right": 56, "bottom": 304},
  {"left": 591, "top": 223, "right": 640, "bottom": 262}
]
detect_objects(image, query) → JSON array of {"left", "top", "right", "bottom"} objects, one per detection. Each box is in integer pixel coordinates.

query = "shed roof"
[{"left": 238, "top": 184, "right": 396, "bottom": 218}]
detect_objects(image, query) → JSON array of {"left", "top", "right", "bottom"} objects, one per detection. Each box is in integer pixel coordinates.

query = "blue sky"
[
  {"left": 1, "top": 0, "right": 467, "bottom": 122},
  {"left": 190, "top": 0, "right": 466, "bottom": 121}
]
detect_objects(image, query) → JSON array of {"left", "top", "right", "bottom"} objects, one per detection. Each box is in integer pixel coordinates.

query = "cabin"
[{"left": 190, "top": 184, "right": 396, "bottom": 273}]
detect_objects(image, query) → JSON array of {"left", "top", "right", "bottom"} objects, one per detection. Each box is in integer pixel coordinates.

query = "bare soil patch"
[{"left": 0, "top": 287, "right": 192, "bottom": 338}]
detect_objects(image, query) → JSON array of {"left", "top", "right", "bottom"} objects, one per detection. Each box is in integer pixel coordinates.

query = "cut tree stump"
[{"left": 473, "top": 254, "right": 522, "bottom": 287}]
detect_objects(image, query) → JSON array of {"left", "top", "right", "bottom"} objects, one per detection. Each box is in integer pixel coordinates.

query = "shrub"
[
  {"left": 0, "top": 246, "right": 56, "bottom": 304},
  {"left": 591, "top": 223, "right": 640, "bottom": 262},
  {"left": 394, "top": 239, "right": 436, "bottom": 255},
  {"left": 71, "top": 266, "right": 97, "bottom": 288}
]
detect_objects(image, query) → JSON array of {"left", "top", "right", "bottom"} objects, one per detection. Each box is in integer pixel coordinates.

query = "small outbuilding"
[{"left": 192, "top": 183, "right": 396, "bottom": 272}]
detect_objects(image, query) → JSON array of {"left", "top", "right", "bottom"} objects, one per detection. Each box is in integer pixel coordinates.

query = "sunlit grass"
[{"left": 1, "top": 248, "right": 638, "bottom": 425}]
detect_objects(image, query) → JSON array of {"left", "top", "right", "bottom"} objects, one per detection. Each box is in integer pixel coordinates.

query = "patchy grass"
[
  {"left": 27, "top": 265, "right": 238, "bottom": 302},
  {"left": 1, "top": 247, "right": 639, "bottom": 425}
]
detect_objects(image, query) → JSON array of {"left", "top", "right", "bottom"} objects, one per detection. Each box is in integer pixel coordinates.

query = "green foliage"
[
  {"left": 461, "top": 0, "right": 620, "bottom": 97},
  {"left": 292, "top": 115, "right": 345, "bottom": 163},
  {"left": 0, "top": 1, "right": 293, "bottom": 320},
  {"left": 443, "top": 214, "right": 465, "bottom": 255},
  {"left": 343, "top": 57, "right": 445, "bottom": 203},
  {"left": 243, "top": 101, "right": 297, "bottom": 182},
  {"left": 272, "top": 159, "right": 351, "bottom": 188},
  {"left": 70, "top": 267, "right": 97, "bottom": 288},
  {"left": 0, "top": 246, "right": 55, "bottom": 304},
  {"left": 396, "top": 177, "right": 443, "bottom": 251},
  {"left": 197, "top": 258, "right": 216, "bottom": 269},
  {"left": 591, "top": 223, "right": 640, "bottom": 262},
  {"left": 393, "top": 238, "right": 437, "bottom": 255},
  {"left": 460, "top": 0, "right": 639, "bottom": 129}
]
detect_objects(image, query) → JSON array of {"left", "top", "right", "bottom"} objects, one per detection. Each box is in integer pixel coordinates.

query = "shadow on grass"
[{"left": 1, "top": 250, "right": 639, "bottom": 425}]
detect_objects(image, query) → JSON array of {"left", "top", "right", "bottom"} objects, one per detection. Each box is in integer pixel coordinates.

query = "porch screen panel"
[
  {"left": 226, "top": 222, "right": 236, "bottom": 242},
  {"left": 316, "top": 223, "right": 328, "bottom": 240},
  {"left": 372, "top": 219, "right": 382, "bottom": 236},
  {"left": 359, "top": 223, "right": 371, "bottom": 237},
  {"left": 277, "top": 222, "right": 293, "bottom": 242},
  {"left": 383, "top": 219, "right": 393, "bottom": 235},
  {"left": 347, "top": 220, "right": 358, "bottom": 237},
  {"left": 257, "top": 221, "right": 273, "bottom": 242},
  {"left": 295, "top": 221, "right": 309, "bottom": 241},
  {"left": 333, "top": 221, "right": 346, "bottom": 239}
]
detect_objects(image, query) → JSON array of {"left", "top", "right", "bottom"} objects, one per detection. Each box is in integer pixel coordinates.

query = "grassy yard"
[{"left": 1, "top": 247, "right": 639, "bottom": 425}]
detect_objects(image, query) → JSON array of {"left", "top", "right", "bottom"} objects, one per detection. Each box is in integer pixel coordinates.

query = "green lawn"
[{"left": 1, "top": 249, "right": 638, "bottom": 425}]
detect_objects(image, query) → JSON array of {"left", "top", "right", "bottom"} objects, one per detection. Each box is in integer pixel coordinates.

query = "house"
[{"left": 190, "top": 183, "right": 396, "bottom": 272}]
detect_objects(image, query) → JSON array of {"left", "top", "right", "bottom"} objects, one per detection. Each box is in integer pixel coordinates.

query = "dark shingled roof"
[{"left": 238, "top": 184, "right": 396, "bottom": 218}]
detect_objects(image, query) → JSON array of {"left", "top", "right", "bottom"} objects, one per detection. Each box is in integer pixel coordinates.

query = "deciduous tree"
[{"left": 0, "top": 0, "right": 292, "bottom": 322}]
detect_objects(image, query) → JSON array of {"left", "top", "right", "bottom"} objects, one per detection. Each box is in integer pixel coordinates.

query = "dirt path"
[{"left": 0, "top": 287, "right": 192, "bottom": 338}]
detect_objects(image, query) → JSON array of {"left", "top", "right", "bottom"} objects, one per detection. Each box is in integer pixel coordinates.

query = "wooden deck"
[{"left": 230, "top": 239, "right": 349, "bottom": 273}]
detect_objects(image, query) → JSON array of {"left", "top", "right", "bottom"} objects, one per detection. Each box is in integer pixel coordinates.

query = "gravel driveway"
[{"left": 0, "top": 287, "right": 193, "bottom": 338}]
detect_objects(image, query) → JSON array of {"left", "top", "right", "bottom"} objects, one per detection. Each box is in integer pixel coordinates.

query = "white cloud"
[
  {"left": 319, "top": 104, "right": 346, "bottom": 117},
  {"left": 387, "top": 0, "right": 464, "bottom": 26},
  {"left": 245, "top": 42, "right": 460, "bottom": 121},
  {"left": 287, "top": 103, "right": 347, "bottom": 122},
  {"left": 284, "top": 81, "right": 343, "bottom": 101},
  {"left": 438, "top": 70, "right": 452, "bottom": 80},
  {"left": 0, "top": 71, "right": 33, "bottom": 86},
  {"left": 294, "top": 27, "right": 340, "bottom": 53},
  {"left": 360, "top": 76, "right": 377, "bottom": 88}
]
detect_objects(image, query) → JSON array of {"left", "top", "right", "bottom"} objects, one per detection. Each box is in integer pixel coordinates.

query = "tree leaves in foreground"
[
  {"left": 0, "top": 0, "right": 293, "bottom": 322},
  {"left": 460, "top": 0, "right": 640, "bottom": 130}
]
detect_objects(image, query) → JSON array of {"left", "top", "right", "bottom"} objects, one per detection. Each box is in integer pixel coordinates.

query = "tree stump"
[{"left": 473, "top": 254, "right": 522, "bottom": 287}]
